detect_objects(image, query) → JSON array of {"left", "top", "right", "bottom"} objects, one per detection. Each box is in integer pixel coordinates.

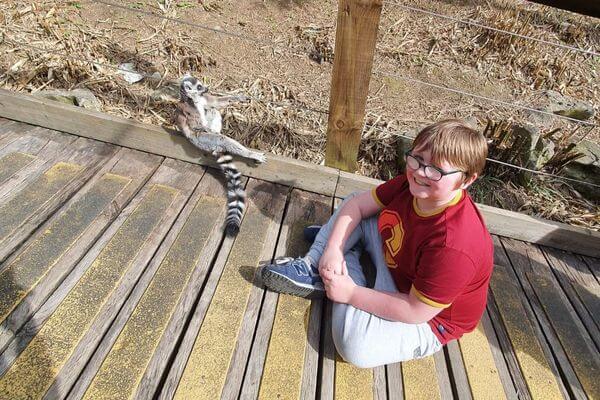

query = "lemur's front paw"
[{"left": 253, "top": 152, "right": 267, "bottom": 164}]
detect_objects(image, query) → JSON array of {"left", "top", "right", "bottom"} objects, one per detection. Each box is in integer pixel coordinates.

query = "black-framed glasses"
[{"left": 404, "top": 151, "right": 464, "bottom": 182}]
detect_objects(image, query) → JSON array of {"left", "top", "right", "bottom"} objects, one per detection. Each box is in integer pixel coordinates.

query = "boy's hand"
[
  {"left": 318, "top": 246, "right": 344, "bottom": 275},
  {"left": 321, "top": 261, "right": 356, "bottom": 304}
]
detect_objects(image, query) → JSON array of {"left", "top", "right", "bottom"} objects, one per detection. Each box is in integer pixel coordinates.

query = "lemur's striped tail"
[{"left": 216, "top": 154, "right": 246, "bottom": 236}]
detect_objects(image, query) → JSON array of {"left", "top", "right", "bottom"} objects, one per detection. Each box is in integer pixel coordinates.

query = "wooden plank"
[
  {"left": 221, "top": 220, "right": 302, "bottom": 400},
  {"left": 0, "top": 129, "right": 77, "bottom": 205},
  {"left": 485, "top": 289, "right": 531, "bottom": 400},
  {"left": 386, "top": 363, "right": 403, "bottom": 400},
  {"left": 373, "top": 365, "right": 387, "bottom": 400},
  {"left": 0, "top": 131, "right": 21, "bottom": 151},
  {"left": 489, "top": 237, "right": 565, "bottom": 400},
  {"left": 320, "top": 300, "right": 336, "bottom": 400},
  {"left": 158, "top": 214, "right": 242, "bottom": 400},
  {"left": 335, "top": 170, "right": 381, "bottom": 198},
  {"left": 457, "top": 321, "right": 507, "bottom": 399},
  {"left": 0, "top": 128, "right": 50, "bottom": 162},
  {"left": 501, "top": 238, "right": 599, "bottom": 400},
  {"left": 446, "top": 341, "right": 473, "bottom": 400},
  {"left": 402, "top": 355, "right": 442, "bottom": 400},
  {"left": 0, "top": 162, "right": 84, "bottom": 239},
  {"left": 0, "top": 121, "right": 36, "bottom": 141},
  {"left": 542, "top": 247, "right": 600, "bottom": 349},
  {"left": 325, "top": 0, "right": 383, "bottom": 172},
  {"left": 0, "top": 137, "right": 117, "bottom": 263},
  {"left": 0, "top": 152, "right": 36, "bottom": 185},
  {"left": 0, "top": 89, "right": 340, "bottom": 196},
  {"left": 0, "top": 159, "right": 192, "bottom": 399},
  {"left": 257, "top": 190, "right": 331, "bottom": 400},
  {"left": 164, "top": 179, "right": 287, "bottom": 400},
  {"left": 0, "top": 148, "right": 161, "bottom": 355},
  {"left": 237, "top": 189, "right": 331, "bottom": 400},
  {"left": 68, "top": 169, "right": 235, "bottom": 400},
  {"left": 479, "top": 311, "right": 518, "bottom": 400},
  {"left": 44, "top": 159, "right": 200, "bottom": 400},
  {"left": 335, "top": 356, "right": 374, "bottom": 399},
  {"left": 69, "top": 169, "right": 229, "bottom": 400},
  {"left": 300, "top": 298, "right": 324, "bottom": 400},
  {"left": 479, "top": 204, "right": 600, "bottom": 258},
  {"left": 582, "top": 256, "right": 599, "bottom": 281}
]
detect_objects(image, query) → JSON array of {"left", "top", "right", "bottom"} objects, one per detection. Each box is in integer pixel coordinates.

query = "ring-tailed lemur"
[{"left": 175, "top": 75, "right": 266, "bottom": 236}]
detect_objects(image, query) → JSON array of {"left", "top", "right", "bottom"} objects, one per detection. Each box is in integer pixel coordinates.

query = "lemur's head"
[{"left": 180, "top": 75, "right": 208, "bottom": 100}]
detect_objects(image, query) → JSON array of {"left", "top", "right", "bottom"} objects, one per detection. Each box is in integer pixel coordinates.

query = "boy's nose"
[{"left": 413, "top": 166, "right": 428, "bottom": 178}]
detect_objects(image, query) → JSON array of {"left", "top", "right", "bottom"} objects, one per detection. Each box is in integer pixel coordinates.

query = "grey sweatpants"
[{"left": 305, "top": 193, "right": 442, "bottom": 368}]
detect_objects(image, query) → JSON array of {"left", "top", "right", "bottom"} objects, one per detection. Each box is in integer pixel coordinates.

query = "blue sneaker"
[
  {"left": 303, "top": 225, "right": 322, "bottom": 243},
  {"left": 261, "top": 257, "right": 324, "bottom": 299}
]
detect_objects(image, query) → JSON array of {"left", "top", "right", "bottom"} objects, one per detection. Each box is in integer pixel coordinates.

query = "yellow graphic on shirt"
[{"left": 379, "top": 210, "right": 404, "bottom": 269}]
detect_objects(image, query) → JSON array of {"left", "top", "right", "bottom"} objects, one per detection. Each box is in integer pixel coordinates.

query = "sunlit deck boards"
[{"left": 0, "top": 119, "right": 598, "bottom": 400}]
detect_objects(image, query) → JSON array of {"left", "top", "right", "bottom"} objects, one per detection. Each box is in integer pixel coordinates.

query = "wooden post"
[{"left": 325, "top": 0, "right": 383, "bottom": 172}]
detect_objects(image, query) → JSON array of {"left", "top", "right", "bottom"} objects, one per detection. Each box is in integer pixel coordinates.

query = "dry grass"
[{"left": 0, "top": 0, "right": 598, "bottom": 229}]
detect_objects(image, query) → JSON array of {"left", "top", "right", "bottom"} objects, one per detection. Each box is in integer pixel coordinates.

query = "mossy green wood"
[
  {"left": 0, "top": 152, "right": 36, "bottom": 184},
  {"left": 83, "top": 194, "right": 224, "bottom": 400},
  {"left": 258, "top": 190, "right": 331, "bottom": 400},
  {"left": 335, "top": 355, "right": 374, "bottom": 399},
  {"left": 490, "top": 261, "right": 563, "bottom": 399},
  {"left": 173, "top": 181, "right": 286, "bottom": 400},
  {"left": 0, "top": 184, "right": 177, "bottom": 399},
  {"left": 0, "top": 173, "right": 131, "bottom": 324},
  {"left": 502, "top": 238, "right": 599, "bottom": 399},
  {"left": 458, "top": 322, "right": 507, "bottom": 399},
  {"left": 0, "top": 162, "right": 83, "bottom": 242},
  {"left": 402, "top": 356, "right": 442, "bottom": 400}
]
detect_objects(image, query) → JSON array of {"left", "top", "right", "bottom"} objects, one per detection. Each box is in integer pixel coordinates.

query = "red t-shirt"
[{"left": 373, "top": 175, "right": 493, "bottom": 344}]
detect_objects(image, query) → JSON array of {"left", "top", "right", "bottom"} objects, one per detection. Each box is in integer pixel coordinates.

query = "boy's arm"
[
  {"left": 349, "top": 286, "right": 443, "bottom": 324},
  {"left": 320, "top": 191, "right": 382, "bottom": 273}
]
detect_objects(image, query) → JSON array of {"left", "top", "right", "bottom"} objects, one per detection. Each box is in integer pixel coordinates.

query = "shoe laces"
[{"left": 275, "top": 257, "right": 314, "bottom": 277}]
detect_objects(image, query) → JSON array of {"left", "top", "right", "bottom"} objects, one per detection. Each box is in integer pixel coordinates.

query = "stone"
[
  {"left": 560, "top": 140, "right": 600, "bottom": 201},
  {"left": 545, "top": 90, "right": 595, "bottom": 120},
  {"left": 529, "top": 90, "right": 595, "bottom": 127},
  {"left": 35, "top": 88, "right": 102, "bottom": 111}
]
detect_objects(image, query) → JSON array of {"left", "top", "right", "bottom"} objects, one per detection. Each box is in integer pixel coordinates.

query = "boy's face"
[{"left": 406, "top": 147, "right": 476, "bottom": 203}]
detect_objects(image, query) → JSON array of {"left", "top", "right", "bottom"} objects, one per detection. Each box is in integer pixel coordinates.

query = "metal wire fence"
[{"left": 1, "top": 0, "right": 598, "bottom": 190}]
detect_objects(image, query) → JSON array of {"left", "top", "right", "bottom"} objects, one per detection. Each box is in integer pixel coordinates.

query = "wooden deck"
[{"left": 0, "top": 118, "right": 598, "bottom": 400}]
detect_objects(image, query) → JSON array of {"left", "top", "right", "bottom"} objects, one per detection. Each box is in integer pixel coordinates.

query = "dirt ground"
[{"left": 0, "top": 0, "right": 599, "bottom": 229}]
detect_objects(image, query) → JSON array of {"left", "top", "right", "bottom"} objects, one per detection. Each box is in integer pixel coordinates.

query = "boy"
[{"left": 261, "top": 119, "right": 493, "bottom": 368}]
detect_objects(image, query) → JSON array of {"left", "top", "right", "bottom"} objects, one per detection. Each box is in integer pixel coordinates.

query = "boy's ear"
[{"left": 461, "top": 173, "right": 478, "bottom": 189}]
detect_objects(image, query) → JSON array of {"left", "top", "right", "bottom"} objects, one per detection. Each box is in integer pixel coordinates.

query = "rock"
[
  {"left": 532, "top": 137, "right": 555, "bottom": 170},
  {"left": 546, "top": 90, "right": 595, "bottom": 120},
  {"left": 35, "top": 88, "right": 102, "bottom": 111},
  {"left": 529, "top": 90, "right": 595, "bottom": 127},
  {"left": 560, "top": 140, "right": 600, "bottom": 201}
]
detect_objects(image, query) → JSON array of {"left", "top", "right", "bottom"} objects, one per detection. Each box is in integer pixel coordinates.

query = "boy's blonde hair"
[{"left": 412, "top": 119, "right": 488, "bottom": 179}]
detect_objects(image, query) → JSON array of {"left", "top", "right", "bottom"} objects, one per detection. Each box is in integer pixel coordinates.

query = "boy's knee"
[
  {"left": 333, "top": 334, "right": 376, "bottom": 369},
  {"left": 331, "top": 311, "right": 377, "bottom": 368}
]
